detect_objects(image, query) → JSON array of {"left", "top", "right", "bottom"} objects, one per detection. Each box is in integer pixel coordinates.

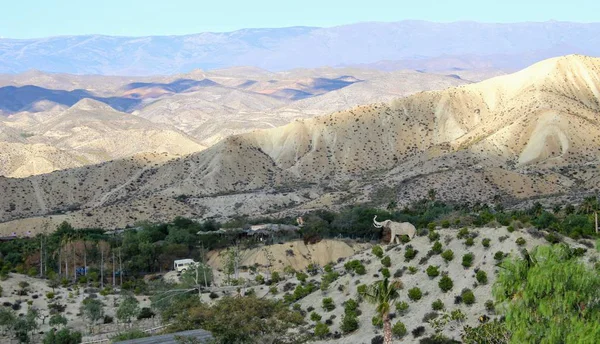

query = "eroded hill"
[{"left": 1, "top": 55, "right": 600, "bottom": 234}]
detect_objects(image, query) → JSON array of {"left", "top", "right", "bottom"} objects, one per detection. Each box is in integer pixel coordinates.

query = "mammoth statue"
[{"left": 373, "top": 215, "right": 416, "bottom": 244}]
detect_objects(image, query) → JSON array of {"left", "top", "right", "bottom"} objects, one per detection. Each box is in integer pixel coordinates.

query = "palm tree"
[
  {"left": 578, "top": 196, "right": 599, "bottom": 233},
  {"left": 360, "top": 278, "right": 402, "bottom": 344}
]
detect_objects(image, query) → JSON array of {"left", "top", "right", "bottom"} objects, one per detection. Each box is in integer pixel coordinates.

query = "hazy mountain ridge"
[
  {"left": 1, "top": 21, "right": 600, "bottom": 75},
  {"left": 0, "top": 55, "right": 599, "bottom": 234}
]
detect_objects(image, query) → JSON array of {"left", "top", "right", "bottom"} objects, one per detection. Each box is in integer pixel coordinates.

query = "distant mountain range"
[{"left": 1, "top": 21, "right": 600, "bottom": 75}]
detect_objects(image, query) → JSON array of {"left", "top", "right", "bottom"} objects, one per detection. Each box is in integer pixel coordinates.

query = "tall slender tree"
[{"left": 360, "top": 278, "right": 403, "bottom": 344}]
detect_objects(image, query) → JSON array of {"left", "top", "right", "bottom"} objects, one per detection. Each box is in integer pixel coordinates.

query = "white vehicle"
[{"left": 174, "top": 259, "right": 197, "bottom": 273}]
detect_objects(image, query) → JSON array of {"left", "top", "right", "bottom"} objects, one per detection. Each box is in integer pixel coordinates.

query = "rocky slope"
[{"left": 1, "top": 55, "right": 600, "bottom": 234}]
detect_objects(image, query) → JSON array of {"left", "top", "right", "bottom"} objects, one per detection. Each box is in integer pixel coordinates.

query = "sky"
[{"left": 1, "top": 0, "right": 599, "bottom": 39}]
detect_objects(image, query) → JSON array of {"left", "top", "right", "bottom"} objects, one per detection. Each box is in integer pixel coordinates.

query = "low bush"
[
  {"left": 396, "top": 301, "right": 409, "bottom": 315},
  {"left": 441, "top": 250, "right": 454, "bottom": 262},
  {"left": 344, "top": 260, "right": 367, "bottom": 275},
  {"left": 482, "top": 238, "right": 491, "bottom": 248},
  {"left": 465, "top": 237, "right": 475, "bottom": 247},
  {"left": 372, "top": 246, "right": 384, "bottom": 258},
  {"left": 392, "top": 321, "right": 407, "bottom": 338},
  {"left": 404, "top": 247, "right": 418, "bottom": 262},
  {"left": 493, "top": 251, "right": 505, "bottom": 261},
  {"left": 429, "top": 231, "right": 440, "bottom": 242},
  {"left": 381, "top": 268, "right": 390, "bottom": 278},
  {"left": 408, "top": 287, "right": 422, "bottom": 301},
  {"left": 426, "top": 265, "right": 440, "bottom": 278},
  {"left": 462, "top": 289, "right": 476, "bottom": 305},
  {"left": 462, "top": 253, "right": 474, "bottom": 268},
  {"left": 372, "top": 315, "right": 383, "bottom": 328},
  {"left": 516, "top": 237, "right": 526, "bottom": 246},
  {"left": 341, "top": 313, "right": 359, "bottom": 333},
  {"left": 476, "top": 270, "right": 488, "bottom": 284},
  {"left": 381, "top": 256, "right": 391, "bottom": 267},
  {"left": 412, "top": 326, "right": 426, "bottom": 338},
  {"left": 310, "top": 312, "right": 322, "bottom": 321},
  {"left": 432, "top": 299, "right": 444, "bottom": 311},
  {"left": 439, "top": 275, "right": 453, "bottom": 292},
  {"left": 322, "top": 298, "right": 335, "bottom": 311},
  {"left": 314, "top": 322, "right": 330, "bottom": 338},
  {"left": 431, "top": 241, "right": 443, "bottom": 255}
]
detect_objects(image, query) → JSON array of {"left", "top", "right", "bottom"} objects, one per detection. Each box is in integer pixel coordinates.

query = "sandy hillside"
[
  {"left": 1, "top": 55, "right": 600, "bottom": 233},
  {"left": 257, "top": 226, "right": 599, "bottom": 343}
]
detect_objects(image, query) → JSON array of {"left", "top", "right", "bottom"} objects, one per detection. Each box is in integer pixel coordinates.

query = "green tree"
[
  {"left": 43, "top": 328, "right": 82, "bottom": 344},
  {"left": 49, "top": 314, "right": 68, "bottom": 328},
  {"left": 0, "top": 307, "right": 16, "bottom": 336},
  {"left": 360, "top": 278, "right": 402, "bottom": 344},
  {"left": 493, "top": 245, "right": 600, "bottom": 343},
  {"left": 116, "top": 295, "right": 140, "bottom": 324},
  {"left": 80, "top": 298, "right": 104, "bottom": 333}
]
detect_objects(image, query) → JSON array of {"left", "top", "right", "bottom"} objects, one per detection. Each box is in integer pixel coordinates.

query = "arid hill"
[
  {"left": 1, "top": 55, "right": 599, "bottom": 234},
  {"left": 0, "top": 67, "right": 472, "bottom": 176}
]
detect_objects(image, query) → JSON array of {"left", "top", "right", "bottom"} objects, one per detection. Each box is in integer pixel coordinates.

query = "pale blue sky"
[{"left": 1, "top": 0, "right": 599, "bottom": 38}]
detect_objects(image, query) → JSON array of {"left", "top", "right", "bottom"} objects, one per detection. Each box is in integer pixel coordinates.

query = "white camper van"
[{"left": 174, "top": 259, "right": 197, "bottom": 273}]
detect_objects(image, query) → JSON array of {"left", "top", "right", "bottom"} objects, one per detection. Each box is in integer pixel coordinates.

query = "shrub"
[
  {"left": 494, "top": 251, "right": 505, "bottom": 261},
  {"left": 372, "top": 246, "right": 384, "bottom": 258},
  {"left": 462, "top": 320, "right": 510, "bottom": 344},
  {"left": 408, "top": 266, "right": 418, "bottom": 274},
  {"left": 396, "top": 301, "right": 409, "bottom": 314},
  {"left": 314, "top": 322, "right": 330, "bottom": 338},
  {"left": 372, "top": 315, "right": 383, "bottom": 328},
  {"left": 392, "top": 321, "right": 408, "bottom": 338},
  {"left": 269, "top": 286, "right": 278, "bottom": 295},
  {"left": 357, "top": 284, "right": 367, "bottom": 296},
  {"left": 344, "top": 299, "right": 359, "bottom": 313},
  {"left": 404, "top": 247, "right": 418, "bottom": 262},
  {"left": 412, "top": 326, "right": 426, "bottom": 338},
  {"left": 46, "top": 292, "right": 55, "bottom": 299},
  {"left": 482, "top": 238, "right": 491, "bottom": 248},
  {"left": 371, "top": 335, "right": 384, "bottom": 344},
  {"left": 322, "top": 298, "right": 335, "bottom": 311},
  {"left": 137, "top": 307, "right": 155, "bottom": 320},
  {"left": 457, "top": 228, "right": 470, "bottom": 239},
  {"left": 344, "top": 260, "right": 366, "bottom": 275},
  {"left": 507, "top": 225, "right": 515, "bottom": 233},
  {"left": 476, "top": 270, "right": 488, "bottom": 284},
  {"left": 485, "top": 300, "right": 495, "bottom": 312},
  {"left": 255, "top": 274, "right": 264, "bottom": 284},
  {"left": 422, "top": 311, "right": 439, "bottom": 322},
  {"left": 296, "top": 272, "right": 308, "bottom": 283},
  {"left": 340, "top": 313, "right": 359, "bottom": 333},
  {"left": 516, "top": 237, "right": 526, "bottom": 246},
  {"left": 545, "top": 232, "right": 562, "bottom": 244},
  {"left": 462, "top": 253, "right": 474, "bottom": 268},
  {"left": 462, "top": 289, "right": 476, "bottom": 305},
  {"left": 451, "top": 309, "right": 466, "bottom": 321},
  {"left": 465, "top": 237, "right": 474, "bottom": 247},
  {"left": 310, "top": 312, "right": 322, "bottom": 322},
  {"left": 381, "top": 256, "right": 391, "bottom": 267},
  {"left": 432, "top": 299, "right": 444, "bottom": 311},
  {"left": 428, "top": 223, "right": 437, "bottom": 231},
  {"left": 408, "top": 287, "right": 422, "bottom": 301},
  {"left": 439, "top": 275, "right": 453, "bottom": 292},
  {"left": 441, "top": 250, "right": 454, "bottom": 262},
  {"left": 431, "top": 241, "right": 443, "bottom": 255},
  {"left": 429, "top": 231, "right": 440, "bottom": 242},
  {"left": 441, "top": 220, "right": 451, "bottom": 229},
  {"left": 381, "top": 268, "right": 390, "bottom": 278},
  {"left": 426, "top": 265, "right": 440, "bottom": 278}
]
